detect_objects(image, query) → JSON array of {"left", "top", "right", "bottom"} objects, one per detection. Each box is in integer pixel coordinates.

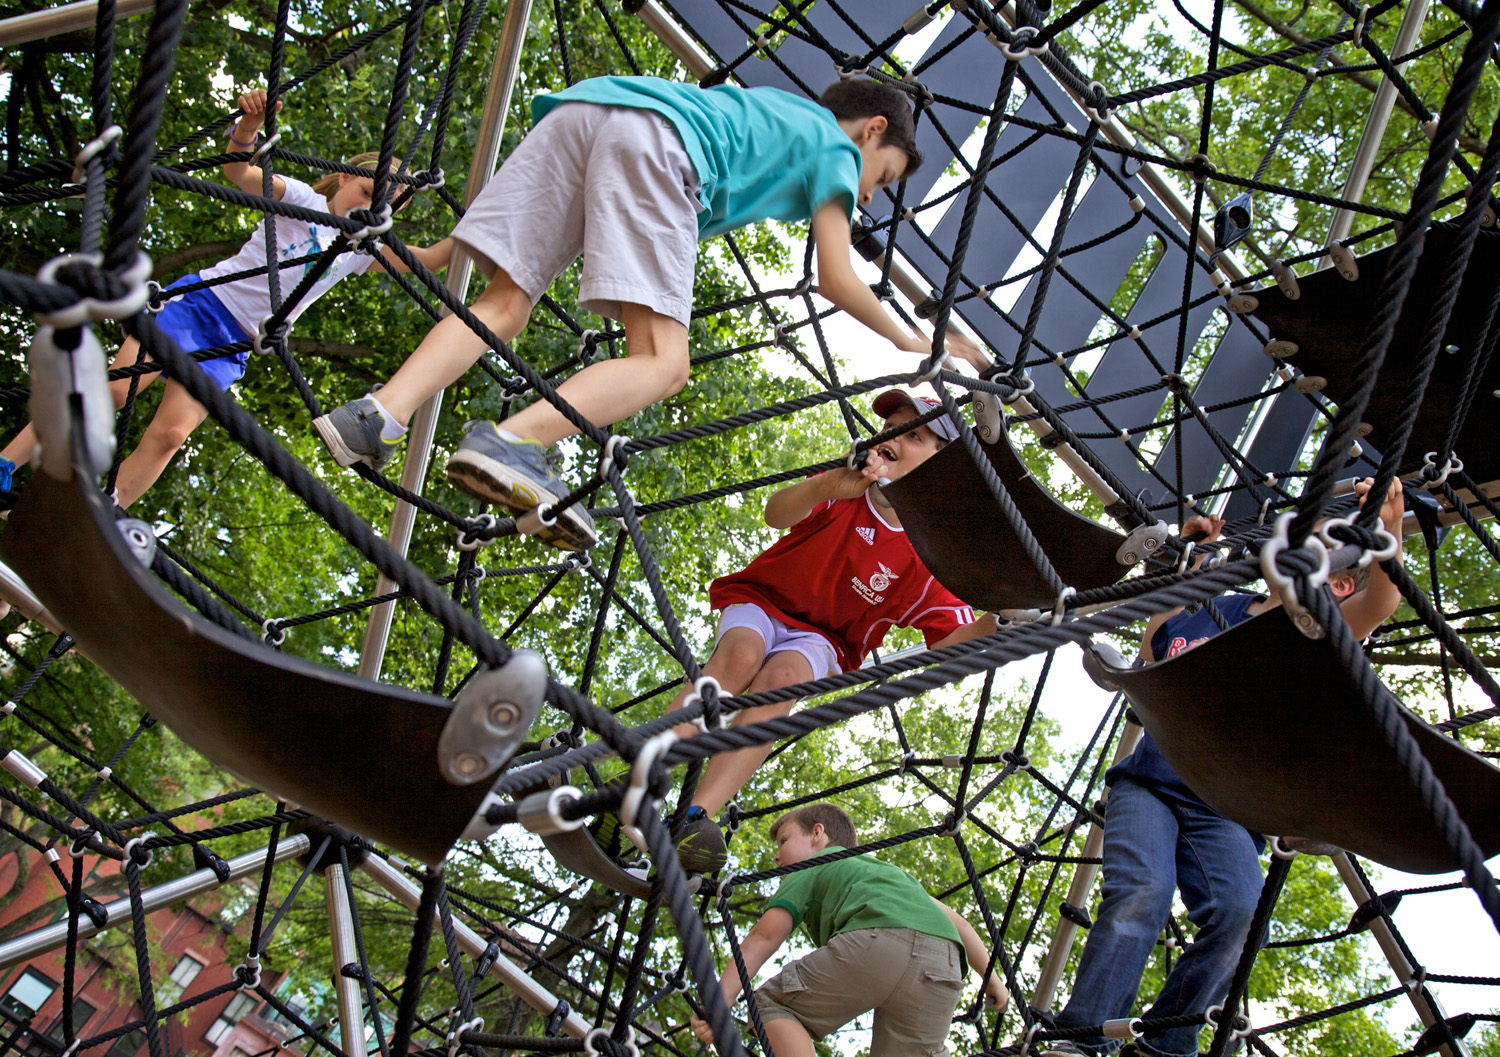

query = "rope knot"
[
  {"left": 36, "top": 251, "right": 152, "bottom": 329},
  {"left": 1185, "top": 152, "right": 1216, "bottom": 184}
]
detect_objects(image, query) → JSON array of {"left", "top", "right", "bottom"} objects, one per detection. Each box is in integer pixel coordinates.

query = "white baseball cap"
[{"left": 871, "top": 390, "right": 960, "bottom": 442}]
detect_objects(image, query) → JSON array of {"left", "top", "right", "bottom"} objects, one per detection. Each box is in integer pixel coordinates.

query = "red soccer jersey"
[{"left": 709, "top": 490, "right": 975, "bottom": 672}]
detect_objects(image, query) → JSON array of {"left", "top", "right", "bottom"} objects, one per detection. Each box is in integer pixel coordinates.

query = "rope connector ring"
[
  {"left": 36, "top": 250, "right": 153, "bottom": 329},
  {"left": 576, "top": 329, "right": 602, "bottom": 364},
  {"left": 348, "top": 204, "right": 394, "bottom": 249},
  {"left": 999, "top": 25, "right": 1048, "bottom": 61},
  {"left": 1271, "top": 835, "right": 1299, "bottom": 860},
  {"left": 1353, "top": 4, "right": 1370, "bottom": 46},
  {"left": 457, "top": 512, "right": 498, "bottom": 552},
  {"left": 253, "top": 315, "right": 285, "bottom": 356},
  {"left": 598, "top": 434, "right": 630, "bottom": 481},
  {"left": 917, "top": 349, "right": 954, "bottom": 382},
  {"left": 70, "top": 124, "right": 123, "bottom": 182},
  {"left": 582, "top": 1027, "right": 638, "bottom": 1057},
  {"left": 619, "top": 731, "right": 678, "bottom": 853},
  {"left": 447, "top": 1015, "right": 484, "bottom": 1057},
  {"left": 1001, "top": 371, "right": 1035, "bottom": 405},
  {"left": 1259, "top": 512, "right": 1330, "bottom": 638},
  {"left": 122, "top": 833, "right": 155, "bottom": 868},
  {"left": 1050, "top": 587, "right": 1076, "bottom": 626},
  {"left": 518, "top": 785, "right": 586, "bottom": 836},
  {"left": 563, "top": 551, "right": 591, "bottom": 572},
  {"left": 143, "top": 279, "right": 167, "bottom": 314},
  {"left": 250, "top": 132, "right": 281, "bottom": 165},
  {"left": 237, "top": 953, "right": 262, "bottom": 990},
  {"left": 1420, "top": 451, "right": 1462, "bottom": 488},
  {"left": 1085, "top": 81, "right": 1114, "bottom": 124},
  {"left": 684, "top": 675, "right": 724, "bottom": 733},
  {"left": 261, "top": 618, "right": 287, "bottom": 648},
  {"left": 416, "top": 167, "right": 445, "bottom": 189}
]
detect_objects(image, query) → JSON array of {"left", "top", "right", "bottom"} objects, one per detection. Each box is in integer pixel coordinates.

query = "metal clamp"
[
  {"left": 576, "top": 329, "right": 602, "bottom": 364},
  {"left": 250, "top": 132, "right": 281, "bottom": 164},
  {"left": 437, "top": 649, "right": 548, "bottom": 786},
  {"left": 36, "top": 251, "right": 152, "bottom": 329},
  {"left": 122, "top": 833, "right": 155, "bottom": 868},
  {"left": 447, "top": 1016, "right": 484, "bottom": 1057},
  {"left": 1421, "top": 451, "right": 1462, "bottom": 488},
  {"left": 917, "top": 349, "right": 954, "bottom": 382},
  {"left": 598, "top": 434, "right": 629, "bottom": 480},
  {"left": 1328, "top": 240, "right": 1359, "bottom": 281},
  {"left": 261, "top": 619, "right": 287, "bottom": 648},
  {"left": 684, "top": 675, "right": 724, "bottom": 733},
  {"left": 619, "top": 731, "right": 678, "bottom": 852},
  {"left": 71, "top": 124, "right": 123, "bottom": 182},
  {"left": 1085, "top": 81, "right": 1114, "bottom": 124},
  {"left": 1259, "top": 512, "right": 1330, "bottom": 638},
  {"left": 29, "top": 323, "right": 117, "bottom": 482},
  {"left": 253, "top": 315, "right": 285, "bottom": 355},
  {"left": 1050, "top": 587, "right": 1076, "bottom": 626},
  {"left": 348, "top": 204, "right": 394, "bottom": 248},
  {"left": 517, "top": 785, "right": 587, "bottom": 836},
  {"left": 1270, "top": 259, "right": 1301, "bottom": 300},
  {"left": 457, "top": 512, "right": 498, "bottom": 551},
  {"left": 583, "top": 1027, "right": 638, "bottom": 1057},
  {"left": 1352, "top": 3, "right": 1370, "bottom": 45},
  {"left": 1116, "top": 521, "right": 1167, "bottom": 566},
  {"left": 515, "top": 504, "right": 557, "bottom": 537},
  {"left": 998, "top": 25, "right": 1048, "bottom": 61}
]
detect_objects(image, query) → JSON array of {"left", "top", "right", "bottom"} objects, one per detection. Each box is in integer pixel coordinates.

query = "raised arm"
[
  {"left": 930, "top": 612, "right": 999, "bottom": 650},
  {"left": 373, "top": 236, "right": 456, "bottom": 275},
  {"left": 691, "top": 907, "right": 795, "bottom": 1044},
  {"left": 933, "top": 899, "right": 1009, "bottom": 1011},
  {"left": 223, "top": 90, "right": 286, "bottom": 200},
  {"left": 1141, "top": 513, "right": 1226, "bottom": 661},
  {"left": 810, "top": 202, "right": 988, "bottom": 371}
]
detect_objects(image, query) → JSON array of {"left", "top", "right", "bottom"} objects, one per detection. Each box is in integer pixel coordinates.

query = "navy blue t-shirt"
[{"left": 1106, "top": 593, "right": 1262, "bottom": 806}]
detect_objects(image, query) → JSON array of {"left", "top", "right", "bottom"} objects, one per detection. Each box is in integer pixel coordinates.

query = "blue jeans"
[{"left": 1054, "top": 778, "right": 1263, "bottom": 1057}]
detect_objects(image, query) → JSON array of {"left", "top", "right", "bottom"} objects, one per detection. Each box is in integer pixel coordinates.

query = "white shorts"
[
  {"left": 714, "top": 604, "right": 839, "bottom": 682},
  {"left": 452, "top": 102, "right": 702, "bottom": 326}
]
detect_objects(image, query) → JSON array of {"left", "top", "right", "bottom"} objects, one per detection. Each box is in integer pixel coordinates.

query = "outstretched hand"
[
  {"left": 235, "top": 89, "right": 283, "bottom": 132},
  {"left": 1354, "top": 476, "right": 1405, "bottom": 536},
  {"left": 1181, "top": 512, "right": 1226, "bottom": 544},
  {"left": 894, "top": 329, "right": 991, "bottom": 372},
  {"left": 823, "top": 450, "right": 893, "bottom": 500},
  {"left": 690, "top": 1015, "right": 714, "bottom": 1046}
]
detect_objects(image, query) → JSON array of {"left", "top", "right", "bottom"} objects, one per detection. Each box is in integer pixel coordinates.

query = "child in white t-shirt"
[{"left": 0, "top": 88, "right": 453, "bottom": 509}]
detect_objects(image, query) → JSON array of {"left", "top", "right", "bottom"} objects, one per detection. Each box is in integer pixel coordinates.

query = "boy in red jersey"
[{"left": 661, "top": 390, "right": 996, "bottom": 871}]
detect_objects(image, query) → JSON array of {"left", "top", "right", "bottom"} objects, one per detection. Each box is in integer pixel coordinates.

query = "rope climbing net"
[{"left": 0, "top": 0, "right": 1495, "bottom": 1056}]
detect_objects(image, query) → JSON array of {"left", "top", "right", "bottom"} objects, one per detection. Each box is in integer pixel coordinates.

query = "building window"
[
  {"left": 204, "top": 993, "right": 256, "bottom": 1045},
  {"left": 1, "top": 969, "right": 57, "bottom": 1021},
  {"left": 157, "top": 955, "right": 205, "bottom": 1007},
  {"left": 104, "top": 1029, "right": 144, "bottom": 1057},
  {"left": 48, "top": 996, "right": 96, "bottom": 1040}
]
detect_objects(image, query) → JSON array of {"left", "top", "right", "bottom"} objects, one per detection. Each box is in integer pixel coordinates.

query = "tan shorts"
[
  {"left": 452, "top": 101, "right": 702, "bottom": 326},
  {"left": 753, "top": 927, "right": 965, "bottom": 1057}
]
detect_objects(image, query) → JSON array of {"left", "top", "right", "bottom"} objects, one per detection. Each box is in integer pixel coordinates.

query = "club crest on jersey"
[
  {"left": 853, "top": 561, "right": 900, "bottom": 602},
  {"left": 856, "top": 526, "right": 875, "bottom": 545}
]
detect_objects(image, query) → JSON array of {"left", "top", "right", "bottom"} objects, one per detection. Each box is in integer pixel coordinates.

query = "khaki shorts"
[
  {"left": 452, "top": 101, "right": 702, "bottom": 326},
  {"left": 753, "top": 927, "right": 965, "bottom": 1057}
]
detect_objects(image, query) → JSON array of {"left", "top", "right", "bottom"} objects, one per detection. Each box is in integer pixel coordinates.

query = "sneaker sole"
[
  {"left": 314, "top": 415, "right": 372, "bottom": 469},
  {"left": 445, "top": 449, "right": 597, "bottom": 552}
]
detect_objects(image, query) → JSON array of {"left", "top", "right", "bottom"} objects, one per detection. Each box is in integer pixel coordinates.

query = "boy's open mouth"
[{"left": 876, "top": 444, "right": 897, "bottom": 463}]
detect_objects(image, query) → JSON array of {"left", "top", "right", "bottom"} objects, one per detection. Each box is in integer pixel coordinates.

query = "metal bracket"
[
  {"left": 29, "top": 324, "right": 116, "bottom": 482},
  {"left": 1115, "top": 520, "right": 1168, "bottom": 566},
  {"left": 115, "top": 519, "right": 157, "bottom": 569},
  {"left": 437, "top": 649, "right": 548, "bottom": 785}
]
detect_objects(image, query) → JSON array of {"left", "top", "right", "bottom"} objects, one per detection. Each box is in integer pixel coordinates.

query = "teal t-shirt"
[
  {"left": 765, "top": 848, "right": 966, "bottom": 971},
  {"left": 531, "top": 76, "right": 862, "bottom": 239}
]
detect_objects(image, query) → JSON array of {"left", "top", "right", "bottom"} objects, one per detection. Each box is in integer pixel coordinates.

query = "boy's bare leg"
[
  {"left": 689, "top": 650, "right": 812, "bottom": 818},
  {"left": 499, "top": 302, "right": 689, "bottom": 446},
  {"left": 762, "top": 1018, "right": 816, "bottom": 1057},
  {"left": 113, "top": 379, "right": 209, "bottom": 508},
  {"left": 374, "top": 270, "right": 534, "bottom": 426},
  {"left": 1, "top": 336, "right": 160, "bottom": 466},
  {"left": 668, "top": 627, "right": 773, "bottom": 739}
]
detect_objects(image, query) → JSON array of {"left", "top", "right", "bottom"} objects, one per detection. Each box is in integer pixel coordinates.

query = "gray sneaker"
[
  {"left": 314, "top": 398, "right": 402, "bottom": 472},
  {"left": 445, "top": 422, "right": 597, "bottom": 551}
]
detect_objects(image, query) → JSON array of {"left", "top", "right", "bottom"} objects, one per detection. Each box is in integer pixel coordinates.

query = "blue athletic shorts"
[{"left": 154, "top": 274, "right": 251, "bottom": 390}]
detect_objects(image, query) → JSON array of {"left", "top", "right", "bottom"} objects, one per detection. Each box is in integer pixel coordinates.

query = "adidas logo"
[{"left": 856, "top": 526, "right": 875, "bottom": 545}]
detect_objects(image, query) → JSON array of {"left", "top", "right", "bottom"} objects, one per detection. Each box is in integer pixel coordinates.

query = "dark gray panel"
[{"left": 1222, "top": 389, "right": 1319, "bottom": 521}]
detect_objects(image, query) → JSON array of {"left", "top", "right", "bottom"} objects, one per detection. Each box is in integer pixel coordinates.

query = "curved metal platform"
[
  {"left": 883, "top": 427, "right": 1133, "bottom": 611},
  {"left": 1250, "top": 222, "right": 1500, "bottom": 482},
  {"left": 0, "top": 456, "right": 516, "bottom": 865},
  {"left": 1083, "top": 609, "right": 1500, "bottom": 874},
  {"left": 513, "top": 771, "right": 652, "bottom": 898}
]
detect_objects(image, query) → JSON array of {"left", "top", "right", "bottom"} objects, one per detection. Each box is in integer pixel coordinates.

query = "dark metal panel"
[{"left": 1086, "top": 612, "right": 1500, "bottom": 875}]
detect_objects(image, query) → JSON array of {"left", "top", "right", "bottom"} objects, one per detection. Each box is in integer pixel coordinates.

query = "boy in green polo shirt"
[{"left": 690, "top": 803, "right": 1008, "bottom": 1056}]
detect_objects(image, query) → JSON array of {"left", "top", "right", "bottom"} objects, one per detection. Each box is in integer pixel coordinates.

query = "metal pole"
[
  {"left": 1030, "top": 720, "right": 1141, "bottom": 1012},
  {"left": 0, "top": 834, "right": 311, "bottom": 972},
  {"left": 0, "top": 558, "right": 64, "bottom": 637},
  {"left": 1330, "top": 852, "right": 1468, "bottom": 1057},
  {"left": 0, "top": 0, "right": 157, "bottom": 47},
  {"left": 358, "top": 854, "right": 590, "bottom": 1037},
  {"left": 357, "top": 0, "right": 535, "bottom": 681},
  {"left": 1323, "top": 0, "right": 1433, "bottom": 257},
  {"left": 325, "top": 863, "right": 367, "bottom": 1057}
]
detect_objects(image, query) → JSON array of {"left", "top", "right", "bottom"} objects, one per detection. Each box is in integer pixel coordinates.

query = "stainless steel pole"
[
  {"left": 0, "top": 834, "right": 311, "bottom": 971},
  {"left": 357, "top": 0, "right": 536, "bottom": 680},
  {"left": 1030, "top": 721, "right": 1142, "bottom": 1012},
  {"left": 1323, "top": 0, "right": 1433, "bottom": 257},
  {"left": 1330, "top": 852, "right": 1469, "bottom": 1057},
  {"left": 325, "top": 862, "right": 368, "bottom": 1057},
  {"left": 0, "top": 0, "right": 157, "bottom": 47},
  {"left": 358, "top": 854, "right": 590, "bottom": 1037}
]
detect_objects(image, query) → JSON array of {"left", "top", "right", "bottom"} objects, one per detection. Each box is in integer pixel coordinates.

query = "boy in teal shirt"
[
  {"left": 316, "top": 75, "right": 985, "bottom": 551},
  {"left": 691, "top": 803, "right": 1008, "bottom": 1056}
]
